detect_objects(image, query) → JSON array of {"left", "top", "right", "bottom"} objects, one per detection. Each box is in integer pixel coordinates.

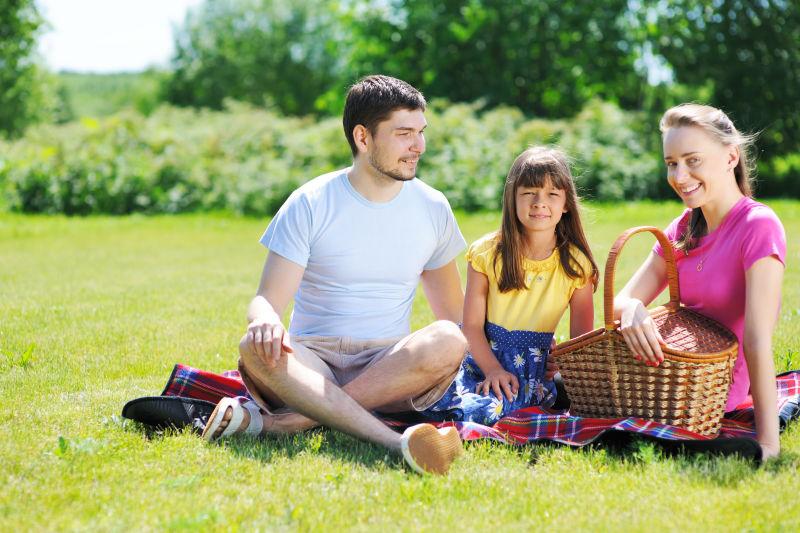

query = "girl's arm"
[
  {"left": 546, "top": 278, "right": 596, "bottom": 381},
  {"left": 462, "top": 263, "right": 519, "bottom": 401},
  {"left": 613, "top": 252, "right": 669, "bottom": 366},
  {"left": 569, "top": 282, "right": 595, "bottom": 338},
  {"left": 744, "top": 256, "right": 784, "bottom": 460}
]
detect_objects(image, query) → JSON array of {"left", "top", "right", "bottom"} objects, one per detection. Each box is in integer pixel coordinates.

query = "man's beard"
[{"left": 368, "top": 150, "right": 415, "bottom": 182}]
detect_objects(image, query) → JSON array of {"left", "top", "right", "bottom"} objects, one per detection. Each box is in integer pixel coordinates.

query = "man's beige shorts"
[{"left": 239, "top": 330, "right": 458, "bottom": 414}]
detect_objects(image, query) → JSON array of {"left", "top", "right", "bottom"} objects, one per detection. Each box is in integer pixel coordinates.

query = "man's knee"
[
  {"left": 432, "top": 319, "right": 468, "bottom": 354},
  {"left": 238, "top": 334, "right": 281, "bottom": 377},
  {"left": 238, "top": 334, "right": 251, "bottom": 358},
  {"left": 417, "top": 320, "right": 467, "bottom": 372},
  {"left": 238, "top": 335, "right": 258, "bottom": 369}
]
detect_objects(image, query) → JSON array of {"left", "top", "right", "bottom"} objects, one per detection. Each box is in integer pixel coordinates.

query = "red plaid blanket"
[{"left": 162, "top": 363, "right": 800, "bottom": 446}]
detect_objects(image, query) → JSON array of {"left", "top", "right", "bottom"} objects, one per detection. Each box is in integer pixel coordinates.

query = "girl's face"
[
  {"left": 662, "top": 125, "right": 739, "bottom": 209},
  {"left": 515, "top": 177, "right": 568, "bottom": 236}
]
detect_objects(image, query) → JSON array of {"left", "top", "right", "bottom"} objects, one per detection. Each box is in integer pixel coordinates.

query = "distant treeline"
[{"left": 1, "top": 0, "right": 799, "bottom": 209}]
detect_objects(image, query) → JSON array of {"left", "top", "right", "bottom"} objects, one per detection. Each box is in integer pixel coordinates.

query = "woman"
[{"left": 614, "top": 104, "right": 786, "bottom": 459}]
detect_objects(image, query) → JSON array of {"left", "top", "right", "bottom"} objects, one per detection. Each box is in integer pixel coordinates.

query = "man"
[{"left": 202, "top": 75, "right": 468, "bottom": 475}]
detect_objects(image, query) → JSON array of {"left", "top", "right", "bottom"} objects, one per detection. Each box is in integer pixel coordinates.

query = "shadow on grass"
[
  {"left": 123, "top": 420, "right": 401, "bottom": 470},
  {"left": 121, "top": 415, "right": 798, "bottom": 479},
  {"left": 474, "top": 430, "right": 779, "bottom": 487},
  {"left": 573, "top": 433, "right": 800, "bottom": 487},
  {"left": 468, "top": 430, "right": 764, "bottom": 465},
  {"left": 221, "top": 428, "right": 400, "bottom": 470}
]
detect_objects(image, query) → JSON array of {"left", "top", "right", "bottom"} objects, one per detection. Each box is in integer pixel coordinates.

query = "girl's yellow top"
[{"left": 467, "top": 233, "right": 593, "bottom": 333}]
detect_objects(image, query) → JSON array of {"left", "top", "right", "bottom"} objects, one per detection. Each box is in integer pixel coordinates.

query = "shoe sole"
[{"left": 401, "top": 424, "right": 463, "bottom": 475}]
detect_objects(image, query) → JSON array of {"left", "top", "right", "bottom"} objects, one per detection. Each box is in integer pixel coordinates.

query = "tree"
[
  {"left": 647, "top": 0, "right": 800, "bottom": 158},
  {"left": 0, "top": 0, "right": 47, "bottom": 137},
  {"left": 164, "top": 0, "right": 342, "bottom": 115},
  {"left": 341, "top": 0, "right": 648, "bottom": 117},
  {"left": 165, "top": 0, "right": 651, "bottom": 119}
]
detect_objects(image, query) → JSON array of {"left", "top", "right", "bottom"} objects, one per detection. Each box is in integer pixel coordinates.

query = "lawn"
[{"left": 1, "top": 201, "right": 799, "bottom": 531}]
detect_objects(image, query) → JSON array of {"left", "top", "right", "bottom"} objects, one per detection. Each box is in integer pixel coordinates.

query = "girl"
[
  {"left": 614, "top": 104, "right": 786, "bottom": 459},
  {"left": 423, "top": 146, "right": 597, "bottom": 425}
]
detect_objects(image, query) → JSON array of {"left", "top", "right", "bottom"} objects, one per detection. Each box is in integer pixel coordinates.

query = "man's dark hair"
[{"left": 343, "top": 75, "right": 426, "bottom": 157}]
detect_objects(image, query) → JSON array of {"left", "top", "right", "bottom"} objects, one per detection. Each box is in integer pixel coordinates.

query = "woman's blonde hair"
[{"left": 660, "top": 104, "right": 757, "bottom": 251}]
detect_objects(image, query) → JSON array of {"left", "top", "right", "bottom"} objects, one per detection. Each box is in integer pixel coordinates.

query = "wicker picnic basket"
[{"left": 551, "top": 226, "right": 739, "bottom": 436}]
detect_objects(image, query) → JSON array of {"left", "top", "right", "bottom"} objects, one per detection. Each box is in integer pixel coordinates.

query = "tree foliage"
[
  {"left": 164, "top": 0, "right": 341, "bottom": 115},
  {"left": 0, "top": 0, "right": 48, "bottom": 137},
  {"left": 647, "top": 0, "right": 800, "bottom": 160},
  {"left": 343, "top": 0, "right": 647, "bottom": 117},
  {"left": 162, "top": 0, "right": 800, "bottom": 173},
  {"left": 4, "top": 0, "right": 798, "bottom": 203},
  {"left": 166, "top": 0, "right": 652, "bottom": 118}
]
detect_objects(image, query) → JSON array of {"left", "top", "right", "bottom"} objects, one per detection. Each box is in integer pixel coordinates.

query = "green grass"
[{"left": 1, "top": 201, "right": 799, "bottom": 531}]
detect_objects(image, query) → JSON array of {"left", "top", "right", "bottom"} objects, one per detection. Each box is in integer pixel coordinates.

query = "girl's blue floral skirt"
[{"left": 421, "top": 322, "right": 556, "bottom": 425}]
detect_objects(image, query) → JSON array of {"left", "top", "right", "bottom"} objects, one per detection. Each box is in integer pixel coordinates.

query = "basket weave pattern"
[{"left": 552, "top": 227, "right": 738, "bottom": 436}]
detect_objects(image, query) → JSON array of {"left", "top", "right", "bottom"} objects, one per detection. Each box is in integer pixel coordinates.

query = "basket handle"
[{"left": 603, "top": 226, "right": 680, "bottom": 331}]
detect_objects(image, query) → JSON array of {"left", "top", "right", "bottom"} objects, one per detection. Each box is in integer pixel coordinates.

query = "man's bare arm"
[
  {"left": 420, "top": 260, "right": 464, "bottom": 323},
  {"left": 244, "top": 252, "right": 305, "bottom": 367}
]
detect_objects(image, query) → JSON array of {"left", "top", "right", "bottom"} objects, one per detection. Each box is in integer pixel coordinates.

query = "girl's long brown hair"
[
  {"left": 494, "top": 146, "right": 598, "bottom": 292},
  {"left": 660, "top": 104, "right": 756, "bottom": 252}
]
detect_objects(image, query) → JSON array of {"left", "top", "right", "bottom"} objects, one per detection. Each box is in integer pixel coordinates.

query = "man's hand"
[
  {"left": 246, "top": 253, "right": 305, "bottom": 368},
  {"left": 246, "top": 316, "right": 293, "bottom": 368},
  {"left": 478, "top": 369, "right": 519, "bottom": 402}
]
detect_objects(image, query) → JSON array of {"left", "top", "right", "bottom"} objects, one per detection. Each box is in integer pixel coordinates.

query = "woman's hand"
[
  {"left": 744, "top": 256, "right": 785, "bottom": 465},
  {"left": 478, "top": 369, "right": 519, "bottom": 402},
  {"left": 613, "top": 252, "right": 669, "bottom": 367},
  {"left": 618, "top": 299, "right": 666, "bottom": 366},
  {"left": 759, "top": 441, "right": 780, "bottom": 461}
]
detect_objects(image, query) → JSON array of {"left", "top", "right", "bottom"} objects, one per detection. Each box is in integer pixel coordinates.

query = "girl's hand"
[
  {"left": 618, "top": 299, "right": 666, "bottom": 366},
  {"left": 478, "top": 369, "right": 519, "bottom": 402}
]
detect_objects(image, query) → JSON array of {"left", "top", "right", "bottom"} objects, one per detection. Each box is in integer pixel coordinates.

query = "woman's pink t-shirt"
[{"left": 652, "top": 196, "right": 786, "bottom": 411}]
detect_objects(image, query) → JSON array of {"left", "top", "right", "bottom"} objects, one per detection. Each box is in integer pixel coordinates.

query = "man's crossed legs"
[{"left": 202, "top": 320, "right": 467, "bottom": 474}]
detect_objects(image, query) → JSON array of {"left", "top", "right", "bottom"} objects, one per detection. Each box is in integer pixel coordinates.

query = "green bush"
[
  {"left": 558, "top": 100, "right": 665, "bottom": 200},
  {"left": 0, "top": 99, "right": 721, "bottom": 215},
  {"left": 410, "top": 99, "right": 662, "bottom": 209},
  {"left": 1, "top": 103, "right": 350, "bottom": 215}
]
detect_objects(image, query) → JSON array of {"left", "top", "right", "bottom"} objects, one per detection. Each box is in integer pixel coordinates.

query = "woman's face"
[{"left": 662, "top": 125, "right": 739, "bottom": 209}]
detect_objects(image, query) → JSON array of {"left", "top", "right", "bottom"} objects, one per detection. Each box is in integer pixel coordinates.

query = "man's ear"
[{"left": 352, "top": 124, "right": 370, "bottom": 154}]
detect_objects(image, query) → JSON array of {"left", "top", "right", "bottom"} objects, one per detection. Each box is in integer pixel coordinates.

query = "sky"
[{"left": 37, "top": 0, "right": 204, "bottom": 73}]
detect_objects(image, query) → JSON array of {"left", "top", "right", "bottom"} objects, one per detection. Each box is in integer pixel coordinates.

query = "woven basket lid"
[{"left": 654, "top": 308, "right": 738, "bottom": 355}]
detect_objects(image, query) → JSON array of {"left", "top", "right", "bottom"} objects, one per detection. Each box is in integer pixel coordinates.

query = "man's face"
[{"left": 365, "top": 108, "right": 427, "bottom": 182}]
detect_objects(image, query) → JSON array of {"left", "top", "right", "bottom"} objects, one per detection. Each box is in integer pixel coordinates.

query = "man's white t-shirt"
[{"left": 260, "top": 168, "right": 466, "bottom": 339}]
